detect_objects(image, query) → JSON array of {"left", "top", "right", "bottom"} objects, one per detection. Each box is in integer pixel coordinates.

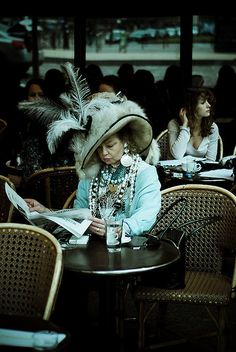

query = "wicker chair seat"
[{"left": 136, "top": 271, "right": 232, "bottom": 305}]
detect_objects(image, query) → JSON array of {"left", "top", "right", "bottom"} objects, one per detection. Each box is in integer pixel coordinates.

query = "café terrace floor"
[{"left": 59, "top": 285, "right": 236, "bottom": 352}]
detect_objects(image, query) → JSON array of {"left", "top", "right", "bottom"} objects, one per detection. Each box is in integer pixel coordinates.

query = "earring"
[{"left": 121, "top": 143, "right": 133, "bottom": 167}]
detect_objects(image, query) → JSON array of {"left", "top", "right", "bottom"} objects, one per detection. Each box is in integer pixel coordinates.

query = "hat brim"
[{"left": 82, "top": 113, "right": 153, "bottom": 169}]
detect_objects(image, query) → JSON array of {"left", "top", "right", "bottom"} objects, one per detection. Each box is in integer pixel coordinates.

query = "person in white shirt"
[{"left": 167, "top": 87, "right": 219, "bottom": 161}]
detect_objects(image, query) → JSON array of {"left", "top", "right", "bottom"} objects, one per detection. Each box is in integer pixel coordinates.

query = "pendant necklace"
[
  {"left": 88, "top": 154, "right": 141, "bottom": 217},
  {"left": 108, "top": 184, "right": 118, "bottom": 193}
]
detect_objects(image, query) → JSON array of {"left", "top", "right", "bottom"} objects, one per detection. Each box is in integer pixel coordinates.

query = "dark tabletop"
[{"left": 63, "top": 236, "right": 180, "bottom": 276}]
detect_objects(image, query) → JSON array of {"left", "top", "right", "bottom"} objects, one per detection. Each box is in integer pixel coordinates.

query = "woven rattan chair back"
[
  {"left": 0, "top": 223, "right": 63, "bottom": 319},
  {"left": 134, "top": 184, "right": 236, "bottom": 352},
  {"left": 156, "top": 129, "right": 223, "bottom": 161},
  {"left": 0, "top": 175, "right": 15, "bottom": 222},
  {"left": 156, "top": 185, "right": 235, "bottom": 272},
  {"left": 24, "top": 166, "right": 78, "bottom": 209},
  {"left": 63, "top": 190, "right": 77, "bottom": 209},
  {"left": 156, "top": 129, "right": 169, "bottom": 160}
]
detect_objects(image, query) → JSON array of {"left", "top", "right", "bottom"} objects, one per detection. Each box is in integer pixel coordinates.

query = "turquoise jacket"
[{"left": 74, "top": 160, "right": 161, "bottom": 236}]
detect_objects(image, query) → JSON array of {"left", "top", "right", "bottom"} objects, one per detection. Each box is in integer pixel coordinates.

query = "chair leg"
[
  {"left": 115, "top": 278, "right": 136, "bottom": 339},
  {"left": 217, "top": 306, "right": 227, "bottom": 352},
  {"left": 115, "top": 279, "right": 127, "bottom": 338},
  {"left": 138, "top": 301, "right": 145, "bottom": 351},
  {"left": 137, "top": 301, "right": 159, "bottom": 351}
]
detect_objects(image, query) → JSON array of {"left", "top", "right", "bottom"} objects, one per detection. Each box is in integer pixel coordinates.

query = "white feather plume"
[
  {"left": 85, "top": 94, "right": 120, "bottom": 118},
  {"left": 19, "top": 98, "right": 68, "bottom": 125},
  {"left": 47, "top": 117, "right": 86, "bottom": 153},
  {"left": 19, "top": 62, "right": 92, "bottom": 153},
  {"left": 145, "top": 139, "right": 161, "bottom": 165},
  {"left": 61, "top": 62, "right": 90, "bottom": 125}
]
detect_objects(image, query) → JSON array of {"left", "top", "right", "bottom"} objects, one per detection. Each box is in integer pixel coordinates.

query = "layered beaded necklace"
[{"left": 89, "top": 154, "right": 141, "bottom": 218}]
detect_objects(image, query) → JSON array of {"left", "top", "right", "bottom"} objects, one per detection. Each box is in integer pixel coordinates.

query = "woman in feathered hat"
[{"left": 22, "top": 62, "right": 161, "bottom": 239}]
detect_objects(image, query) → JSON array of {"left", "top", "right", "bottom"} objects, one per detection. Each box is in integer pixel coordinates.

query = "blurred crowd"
[{"left": 0, "top": 60, "right": 236, "bottom": 191}]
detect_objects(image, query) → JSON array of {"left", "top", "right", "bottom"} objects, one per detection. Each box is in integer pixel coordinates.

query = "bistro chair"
[
  {"left": 5, "top": 159, "right": 23, "bottom": 190},
  {"left": 24, "top": 166, "right": 79, "bottom": 210},
  {"left": 156, "top": 129, "right": 223, "bottom": 161},
  {"left": 134, "top": 184, "right": 236, "bottom": 352},
  {"left": 233, "top": 144, "right": 236, "bottom": 156},
  {"left": 0, "top": 118, "right": 7, "bottom": 137},
  {"left": 0, "top": 174, "right": 15, "bottom": 222},
  {"left": 0, "top": 223, "right": 63, "bottom": 319},
  {"left": 231, "top": 184, "right": 236, "bottom": 196},
  {"left": 217, "top": 134, "right": 224, "bottom": 161},
  {"left": 156, "top": 129, "right": 169, "bottom": 160},
  {"left": 63, "top": 190, "right": 77, "bottom": 209}
]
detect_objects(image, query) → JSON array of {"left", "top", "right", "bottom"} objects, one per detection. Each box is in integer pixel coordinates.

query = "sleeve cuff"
[
  {"left": 123, "top": 221, "right": 132, "bottom": 237},
  {"left": 180, "top": 126, "right": 190, "bottom": 133}
]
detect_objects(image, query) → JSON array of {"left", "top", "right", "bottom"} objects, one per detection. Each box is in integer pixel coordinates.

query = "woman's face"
[
  {"left": 195, "top": 96, "right": 211, "bottom": 119},
  {"left": 97, "top": 134, "right": 124, "bottom": 167},
  {"left": 98, "top": 83, "right": 115, "bottom": 93},
  {"left": 28, "top": 84, "right": 44, "bottom": 101}
]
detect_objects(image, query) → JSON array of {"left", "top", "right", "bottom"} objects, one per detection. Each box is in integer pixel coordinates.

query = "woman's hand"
[
  {"left": 89, "top": 217, "right": 106, "bottom": 237},
  {"left": 179, "top": 108, "right": 189, "bottom": 127},
  {"left": 24, "top": 198, "right": 48, "bottom": 213}
]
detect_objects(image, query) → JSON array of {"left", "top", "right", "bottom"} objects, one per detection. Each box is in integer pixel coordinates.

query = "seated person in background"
[
  {"left": 98, "top": 74, "right": 121, "bottom": 94},
  {"left": 44, "top": 68, "right": 66, "bottom": 102},
  {"left": 191, "top": 74, "right": 204, "bottom": 88},
  {"left": 84, "top": 63, "right": 104, "bottom": 94},
  {"left": 6, "top": 78, "right": 46, "bottom": 189},
  {"left": 25, "top": 77, "right": 46, "bottom": 101},
  {"left": 10, "top": 77, "right": 74, "bottom": 191},
  {"left": 13, "top": 77, "right": 46, "bottom": 146},
  {"left": 167, "top": 87, "right": 219, "bottom": 161}
]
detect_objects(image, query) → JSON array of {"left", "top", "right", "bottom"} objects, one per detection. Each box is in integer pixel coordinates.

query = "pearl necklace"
[
  {"left": 100, "top": 163, "right": 127, "bottom": 188},
  {"left": 89, "top": 154, "right": 140, "bottom": 217}
]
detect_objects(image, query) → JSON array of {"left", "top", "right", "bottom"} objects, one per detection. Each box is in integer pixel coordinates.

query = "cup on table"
[
  {"left": 181, "top": 159, "right": 202, "bottom": 179},
  {"left": 105, "top": 218, "right": 123, "bottom": 253}
]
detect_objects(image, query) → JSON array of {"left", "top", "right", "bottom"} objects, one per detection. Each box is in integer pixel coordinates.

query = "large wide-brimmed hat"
[
  {"left": 71, "top": 91, "right": 160, "bottom": 178},
  {"left": 19, "top": 62, "right": 160, "bottom": 178}
]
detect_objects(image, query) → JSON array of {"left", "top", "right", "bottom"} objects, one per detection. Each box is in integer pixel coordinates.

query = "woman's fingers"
[{"left": 90, "top": 218, "right": 106, "bottom": 236}]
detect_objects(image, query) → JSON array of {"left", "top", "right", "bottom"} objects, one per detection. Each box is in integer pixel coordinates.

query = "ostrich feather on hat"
[
  {"left": 19, "top": 62, "right": 91, "bottom": 153},
  {"left": 19, "top": 62, "right": 160, "bottom": 179}
]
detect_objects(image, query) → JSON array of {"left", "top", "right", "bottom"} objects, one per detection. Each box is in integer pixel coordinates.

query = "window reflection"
[{"left": 1, "top": 16, "right": 236, "bottom": 89}]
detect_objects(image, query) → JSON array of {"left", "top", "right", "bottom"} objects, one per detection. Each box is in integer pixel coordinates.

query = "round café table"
[
  {"left": 62, "top": 236, "right": 180, "bottom": 350},
  {"left": 63, "top": 235, "right": 180, "bottom": 275}
]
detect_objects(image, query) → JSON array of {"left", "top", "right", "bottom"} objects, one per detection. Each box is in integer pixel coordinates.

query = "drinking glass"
[{"left": 105, "top": 218, "right": 123, "bottom": 253}]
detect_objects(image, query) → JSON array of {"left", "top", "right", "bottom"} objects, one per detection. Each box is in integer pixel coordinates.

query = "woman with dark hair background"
[{"left": 167, "top": 87, "right": 219, "bottom": 161}]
